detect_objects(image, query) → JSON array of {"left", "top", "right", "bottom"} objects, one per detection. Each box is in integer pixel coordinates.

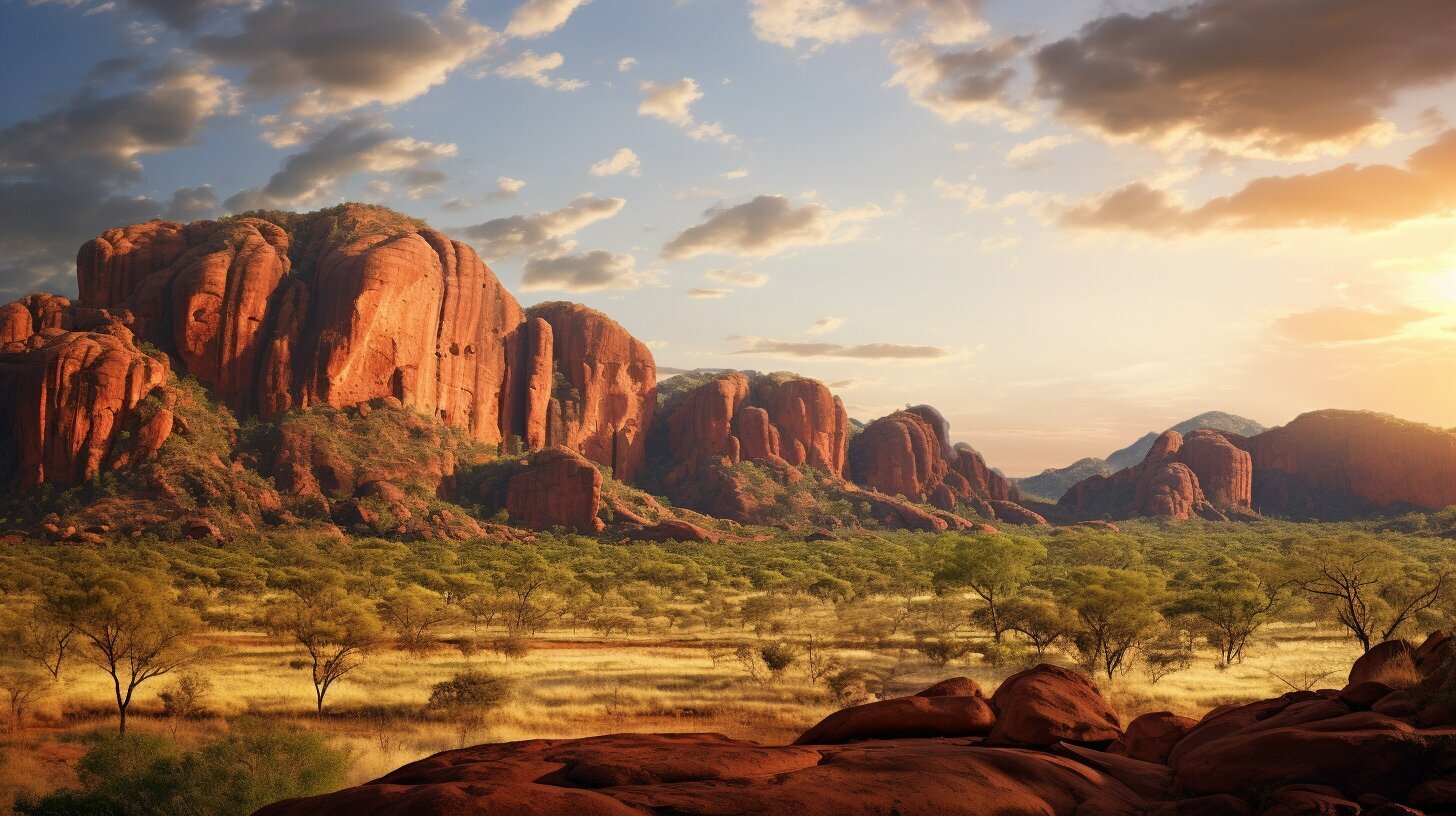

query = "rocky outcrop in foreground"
[
  {"left": 255, "top": 632, "right": 1456, "bottom": 816},
  {"left": 849, "top": 405, "right": 1046, "bottom": 526}
]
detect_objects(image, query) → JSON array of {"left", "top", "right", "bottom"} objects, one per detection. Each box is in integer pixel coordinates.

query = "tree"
[
  {"left": 0, "top": 662, "right": 48, "bottom": 732},
  {"left": 266, "top": 581, "right": 383, "bottom": 714},
  {"left": 1061, "top": 567, "right": 1164, "bottom": 679},
  {"left": 1, "top": 594, "right": 77, "bottom": 680},
  {"left": 1001, "top": 594, "right": 1076, "bottom": 658},
  {"left": 63, "top": 572, "right": 202, "bottom": 735},
  {"left": 1293, "top": 539, "right": 1449, "bottom": 652},
  {"left": 934, "top": 535, "right": 1046, "bottom": 642},
  {"left": 1167, "top": 565, "right": 1289, "bottom": 666},
  {"left": 159, "top": 671, "right": 212, "bottom": 738},
  {"left": 380, "top": 585, "right": 452, "bottom": 654}
]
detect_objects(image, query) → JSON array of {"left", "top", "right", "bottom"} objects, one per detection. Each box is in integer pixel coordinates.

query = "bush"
[
  {"left": 427, "top": 671, "right": 514, "bottom": 716},
  {"left": 759, "top": 642, "right": 798, "bottom": 675},
  {"left": 14, "top": 722, "right": 347, "bottom": 816}
]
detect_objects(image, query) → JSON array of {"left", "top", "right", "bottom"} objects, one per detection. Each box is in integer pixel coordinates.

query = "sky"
[{"left": 2, "top": 0, "right": 1455, "bottom": 476}]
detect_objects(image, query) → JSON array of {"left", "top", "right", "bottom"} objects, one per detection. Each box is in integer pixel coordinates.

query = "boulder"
[
  {"left": 626, "top": 519, "right": 718, "bottom": 543},
  {"left": 1114, "top": 711, "right": 1198, "bottom": 764},
  {"left": 505, "top": 447, "right": 604, "bottom": 532},
  {"left": 1348, "top": 640, "right": 1416, "bottom": 687},
  {"left": 793, "top": 693, "right": 996, "bottom": 745},
  {"left": 989, "top": 664, "right": 1122, "bottom": 747}
]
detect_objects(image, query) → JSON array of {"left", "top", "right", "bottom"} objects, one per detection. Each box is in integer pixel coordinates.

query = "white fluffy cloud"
[
  {"left": 705, "top": 268, "right": 769, "bottom": 287},
  {"left": 196, "top": 0, "right": 497, "bottom": 117},
  {"left": 521, "top": 249, "right": 640, "bottom": 292},
  {"left": 590, "top": 148, "right": 642, "bottom": 177},
  {"left": 494, "top": 50, "right": 588, "bottom": 91},
  {"left": 749, "top": 0, "right": 987, "bottom": 49},
  {"left": 639, "top": 79, "right": 737, "bottom": 145},
  {"left": 462, "top": 193, "right": 625, "bottom": 258},
  {"left": 505, "top": 0, "right": 590, "bottom": 39},
  {"left": 663, "top": 194, "right": 884, "bottom": 259}
]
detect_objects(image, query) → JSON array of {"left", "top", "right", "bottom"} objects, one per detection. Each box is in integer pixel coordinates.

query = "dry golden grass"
[{"left": 1, "top": 621, "right": 1364, "bottom": 806}]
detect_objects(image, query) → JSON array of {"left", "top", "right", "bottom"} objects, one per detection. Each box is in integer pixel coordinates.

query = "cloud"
[
  {"left": 932, "top": 177, "right": 1038, "bottom": 211},
  {"left": 618, "top": 57, "right": 637, "bottom": 73},
  {"left": 0, "top": 64, "right": 232, "bottom": 297},
  {"left": 225, "top": 117, "right": 457, "bottom": 211},
  {"left": 676, "top": 185, "right": 724, "bottom": 200},
  {"left": 195, "top": 0, "right": 497, "bottom": 117},
  {"left": 705, "top": 268, "right": 768, "bottom": 287},
  {"left": 729, "top": 336, "right": 953, "bottom": 360},
  {"left": 638, "top": 79, "right": 737, "bottom": 145},
  {"left": 1061, "top": 129, "right": 1456, "bottom": 233},
  {"left": 1274, "top": 305, "right": 1438, "bottom": 345},
  {"left": 461, "top": 193, "right": 625, "bottom": 259},
  {"left": 1006, "top": 134, "right": 1076, "bottom": 164},
  {"left": 34, "top": 0, "right": 247, "bottom": 29},
  {"left": 1032, "top": 0, "right": 1456, "bottom": 157},
  {"left": 505, "top": 0, "right": 590, "bottom": 39},
  {"left": 494, "top": 50, "right": 588, "bottom": 91},
  {"left": 165, "top": 184, "right": 219, "bottom": 220},
  {"left": 489, "top": 176, "right": 526, "bottom": 200},
  {"left": 590, "top": 148, "right": 642, "bottom": 177},
  {"left": 0, "top": 65, "right": 232, "bottom": 178},
  {"left": 806, "top": 316, "right": 844, "bottom": 334},
  {"left": 887, "top": 35, "right": 1030, "bottom": 125},
  {"left": 521, "top": 249, "right": 640, "bottom": 292},
  {"left": 749, "top": 0, "right": 988, "bottom": 49},
  {"left": 687, "top": 288, "right": 731, "bottom": 298},
  {"left": 662, "top": 194, "right": 884, "bottom": 260},
  {"left": 721, "top": 167, "right": 749, "bottom": 180}
]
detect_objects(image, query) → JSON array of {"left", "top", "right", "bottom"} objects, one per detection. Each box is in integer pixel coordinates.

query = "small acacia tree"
[
  {"left": 1061, "top": 567, "right": 1164, "bottom": 679},
  {"left": 934, "top": 535, "right": 1046, "bottom": 643},
  {"left": 62, "top": 571, "right": 202, "bottom": 735},
  {"left": 267, "top": 580, "right": 383, "bottom": 714},
  {"left": 1293, "top": 538, "right": 1449, "bottom": 652}
]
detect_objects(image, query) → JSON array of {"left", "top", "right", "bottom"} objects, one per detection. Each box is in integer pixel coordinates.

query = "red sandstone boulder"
[
  {"left": 252, "top": 732, "right": 1148, "bottom": 816},
  {"left": 505, "top": 447, "right": 604, "bottom": 532},
  {"left": 793, "top": 692, "right": 996, "bottom": 745},
  {"left": 1114, "top": 711, "right": 1198, "bottom": 764},
  {"left": 1348, "top": 640, "right": 1416, "bottom": 687},
  {"left": 626, "top": 519, "right": 718, "bottom": 543},
  {"left": 0, "top": 294, "right": 173, "bottom": 487},
  {"left": 989, "top": 664, "right": 1123, "bottom": 747}
]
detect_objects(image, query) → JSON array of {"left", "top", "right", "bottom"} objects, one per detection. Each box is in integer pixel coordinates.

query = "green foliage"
[
  {"left": 14, "top": 723, "right": 347, "bottom": 816},
  {"left": 427, "top": 671, "right": 514, "bottom": 715}
]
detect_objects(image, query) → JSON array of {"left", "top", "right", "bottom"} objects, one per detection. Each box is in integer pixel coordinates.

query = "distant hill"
[{"left": 1013, "top": 412, "right": 1265, "bottom": 502}]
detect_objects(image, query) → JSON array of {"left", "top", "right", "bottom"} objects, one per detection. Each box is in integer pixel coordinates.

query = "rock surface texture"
[
  {"left": 255, "top": 633, "right": 1456, "bottom": 816},
  {"left": 0, "top": 294, "right": 174, "bottom": 487}
]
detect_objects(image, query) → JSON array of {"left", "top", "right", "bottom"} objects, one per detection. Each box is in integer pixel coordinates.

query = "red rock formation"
[
  {"left": 0, "top": 295, "right": 173, "bottom": 487},
  {"left": 69, "top": 206, "right": 657, "bottom": 484},
  {"left": 650, "top": 372, "right": 846, "bottom": 522},
  {"left": 794, "top": 684, "right": 995, "bottom": 745},
  {"left": 1062, "top": 429, "right": 1253, "bottom": 521},
  {"left": 849, "top": 405, "right": 1044, "bottom": 525},
  {"left": 1242, "top": 410, "right": 1456, "bottom": 516},
  {"left": 504, "top": 447, "right": 604, "bottom": 533},
  {"left": 1113, "top": 712, "right": 1198, "bottom": 765},
  {"left": 524, "top": 302, "right": 655, "bottom": 484}
]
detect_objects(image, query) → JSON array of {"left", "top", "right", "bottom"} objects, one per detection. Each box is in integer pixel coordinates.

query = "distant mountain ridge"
[{"left": 1015, "top": 411, "right": 1266, "bottom": 502}]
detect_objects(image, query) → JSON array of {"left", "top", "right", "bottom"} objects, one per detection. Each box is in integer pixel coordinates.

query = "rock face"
[
  {"left": 1061, "top": 429, "right": 1253, "bottom": 521},
  {"left": 255, "top": 633, "right": 1456, "bottom": 816},
  {"left": 1241, "top": 410, "right": 1456, "bottom": 517},
  {"left": 649, "top": 372, "right": 847, "bottom": 521},
  {"left": 71, "top": 206, "right": 655, "bottom": 482},
  {"left": 0, "top": 294, "right": 174, "bottom": 487},
  {"left": 848, "top": 405, "right": 1045, "bottom": 526},
  {"left": 503, "top": 447, "right": 604, "bottom": 533}
]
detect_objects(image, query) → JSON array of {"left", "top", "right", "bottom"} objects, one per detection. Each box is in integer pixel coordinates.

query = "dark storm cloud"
[
  {"left": 1034, "top": 0, "right": 1456, "bottom": 156},
  {"left": 1060, "top": 130, "right": 1456, "bottom": 233}
]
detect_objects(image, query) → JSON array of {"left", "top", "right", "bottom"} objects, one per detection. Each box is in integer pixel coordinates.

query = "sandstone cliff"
[{"left": 1060, "top": 429, "right": 1254, "bottom": 521}]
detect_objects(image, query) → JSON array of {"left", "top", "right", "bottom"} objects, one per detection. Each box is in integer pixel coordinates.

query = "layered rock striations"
[
  {"left": 848, "top": 405, "right": 1045, "bottom": 526},
  {"left": 32, "top": 205, "right": 655, "bottom": 487},
  {"left": 1061, "top": 429, "right": 1253, "bottom": 521},
  {"left": 0, "top": 294, "right": 174, "bottom": 488}
]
